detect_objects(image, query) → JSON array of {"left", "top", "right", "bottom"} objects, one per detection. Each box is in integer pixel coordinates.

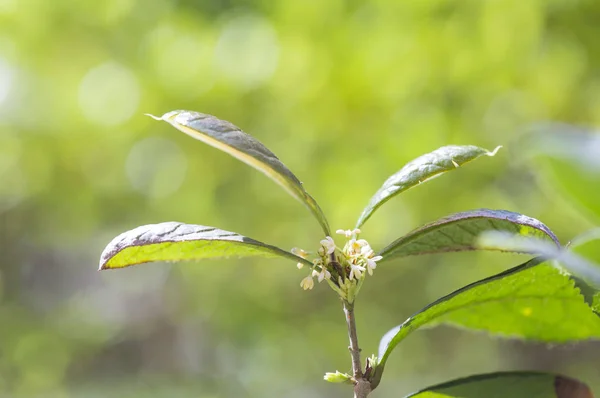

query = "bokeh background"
[{"left": 1, "top": 0, "right": 600, "bottom": 397}]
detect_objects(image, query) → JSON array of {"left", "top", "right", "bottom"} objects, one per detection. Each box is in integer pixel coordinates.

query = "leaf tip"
[
  {"left": 144, "top": 113, "right": 164, "bottom": 121},
  {"left": 487, "top": 145, "right": 502, "bottom": 156}
]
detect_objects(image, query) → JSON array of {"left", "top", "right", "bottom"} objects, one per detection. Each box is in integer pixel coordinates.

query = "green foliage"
[
  {"left": 99, "top": 110, "right": 600, "bottom": 397},
  {"left": 356, "top": 145, "right": 500, "bottom": 228},
  {"left": 99, "top": 221, "right": 311, "bottom": 270},
  {"left": 378, "top": 209, "right": 558, "bottom": 262},
  {"left": 404, "top": 372, "right": 593, "bottom": 398}
]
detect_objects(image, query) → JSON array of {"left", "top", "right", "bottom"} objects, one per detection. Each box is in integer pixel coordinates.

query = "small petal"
[
  {"left": 300, "top": 276, "right": 314, "bottom": 290},
  {"left": 335, "top": 229, "right": 346, "bottom": 235},
  {"left": 312, "top": 269, "right": 320, "bottom": 277},
  {"left": 366, "top": 259, "right": 377, "bottom": 275},
  {"left": 349, "top": 263, "right": 365, "bottom": 280},
  {"left": 297, "top": 262, "right": 304, "bottom": 269}
]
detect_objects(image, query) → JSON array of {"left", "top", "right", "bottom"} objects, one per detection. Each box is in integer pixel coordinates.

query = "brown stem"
[{"left": 343, "top": 300, "right": 371, "bottom": 397}]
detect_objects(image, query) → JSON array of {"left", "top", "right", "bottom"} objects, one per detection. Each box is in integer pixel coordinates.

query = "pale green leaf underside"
[
  {"left": 149, "top": 110, "right": 330, "bottom": 236},
  {"left": 404, "top": 372, "right": 593, "bottom": 398},
  {"left": 372, "top": 259, "right": 600, "bottom": 389},
  {"left": 99, "top": 222, "right": 312, "bottom": 270},
  {"left": 378, "top": 209, "right": 559, "bottom": 262},
  {"left": 356, "top": 145, "right": 501, "bottom": 228}
]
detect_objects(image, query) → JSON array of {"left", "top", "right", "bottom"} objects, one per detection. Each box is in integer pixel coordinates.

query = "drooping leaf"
[
  {"left": 147, "top": 110, "right": 330, "bottom": 235},
  {"left": 403, "top": 372, "right": 594, "bottom": 398},
  {"left": 477, "top": 231, "right": 600, "bottom": 286},
  {"left": 378, "top": 209, "right": 559, "bottom": 262},
  {"left": 99, "top": 222, "right": 313, "bottom": 270},
  {"left": 371, "top": 258, "right": 600, "bottom": 389},
  {"left": 355, "top": 145, "right": 501, "bottom": 228}
]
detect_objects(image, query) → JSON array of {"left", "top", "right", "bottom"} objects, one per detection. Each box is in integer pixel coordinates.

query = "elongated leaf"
[
  {"left": 99, "top": 222, "right": 313, "bottom": 270},
  {"left": 148, "top": 110, "right": 330, "bottom": 235},
  {"left": 378, "top": 209, "right": 559, "bottom": 262},
  {"left": 404, "top": 372, "right": 594, "bottom": 398},
  {"left": 371, "top": 258, "right": 600, "bottom": 389},
  {"left": 356, "top": 145, "right": 501, "bottom": 228}
]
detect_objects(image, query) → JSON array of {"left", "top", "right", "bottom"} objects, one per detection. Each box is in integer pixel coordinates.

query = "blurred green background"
[{"left": 1, "top": 0, "right": 600, "bottom": 397}]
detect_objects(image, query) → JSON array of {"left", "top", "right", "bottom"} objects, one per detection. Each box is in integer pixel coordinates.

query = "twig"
[{"left": 343, "top": 300, "right": 371, "bottom": 397}]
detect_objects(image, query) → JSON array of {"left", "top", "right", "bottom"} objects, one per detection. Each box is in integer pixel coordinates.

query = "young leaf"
[
  {"left": 403, "top": 372, "right": 594, "bottom": 398},
  {"left": 371, "top": 258, "right": 600, "bottom": 389},
  {"left": 378, "top": 209, "right": 559, "bottom": 262},
  {"left": 355, "top": 145, "right": 501, "bottom": 228},
  {"left": 147, "top": 110, "right": 331, "bottom": 236},
  {"left": 99, "top": 222, "right": 313, "bottom": 270}
]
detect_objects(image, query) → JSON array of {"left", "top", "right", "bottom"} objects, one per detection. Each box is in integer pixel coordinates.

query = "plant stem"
[{"left": 343, "top": 300, "right": 371, "bottom": 397}]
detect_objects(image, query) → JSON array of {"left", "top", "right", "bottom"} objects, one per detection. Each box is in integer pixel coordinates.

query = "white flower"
[
  {"left": 300, "top": 275, "right": 315, "bottom": 290},
  {"left": 366, "top": 255, "right": 382, "bottom": 275},
  {"left": 297, "top": 262, "right": 304, "bottom": 269},
  {"left": 320, "top": 236, "right": 336, "bottom": 255},
  {"left": 312, "top": 267, "right": 331, "bottom": 282},
  {"left": 349, "top": 262, "right": 365, "bottom": 280}
]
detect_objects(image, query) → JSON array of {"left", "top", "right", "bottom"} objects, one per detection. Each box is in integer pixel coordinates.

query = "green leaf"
[
  {"left": 403, "top": 372, "right": 594, "bottom": 398},
  {"left": 378, "top": 209, "right": 559, "bottom": 262},
  {"left": 148, "top": 110, "right": 330, "bottom": 236},
  {"left": 371, "top": 258, "right": 600, "bottom": 389},
  {"left": 99, "top": 221, "right": 313, "bottom": 270},
  {"left": 355, "top": 145, "right": 501, "bottom": 228}
]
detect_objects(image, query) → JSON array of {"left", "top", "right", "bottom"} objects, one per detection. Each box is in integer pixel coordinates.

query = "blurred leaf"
[
  {"left": 371, "top": 258, "right": 600, "bottom": 389},
  {"left": 99, "top": 221, "right": 312, "bottom": 270},
  {"left": 149, "top": 110, "right": 331, "bottom": 235},
  {"left": 378, "top": 209, "right": 558, "bottom": 262},
  {"left": 355, "top": 145, "right": 501, "bottom": 228},
  {"left": 403, "top": 372, "right": 594, "bottom": 398},
  {"left": 477, "top": 231, "right": 600, "bottom": 286},
  {"left": 524, "top": 125, "right": 600, "bottom": 221}
]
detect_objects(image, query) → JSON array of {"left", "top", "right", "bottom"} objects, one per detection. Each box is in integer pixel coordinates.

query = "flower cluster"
[
  {"left": 337, "top": 229, "right": 382, "bottom": 280},
  {"left": 294, "top": 228, "right": 382, "bottom": 301}
]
